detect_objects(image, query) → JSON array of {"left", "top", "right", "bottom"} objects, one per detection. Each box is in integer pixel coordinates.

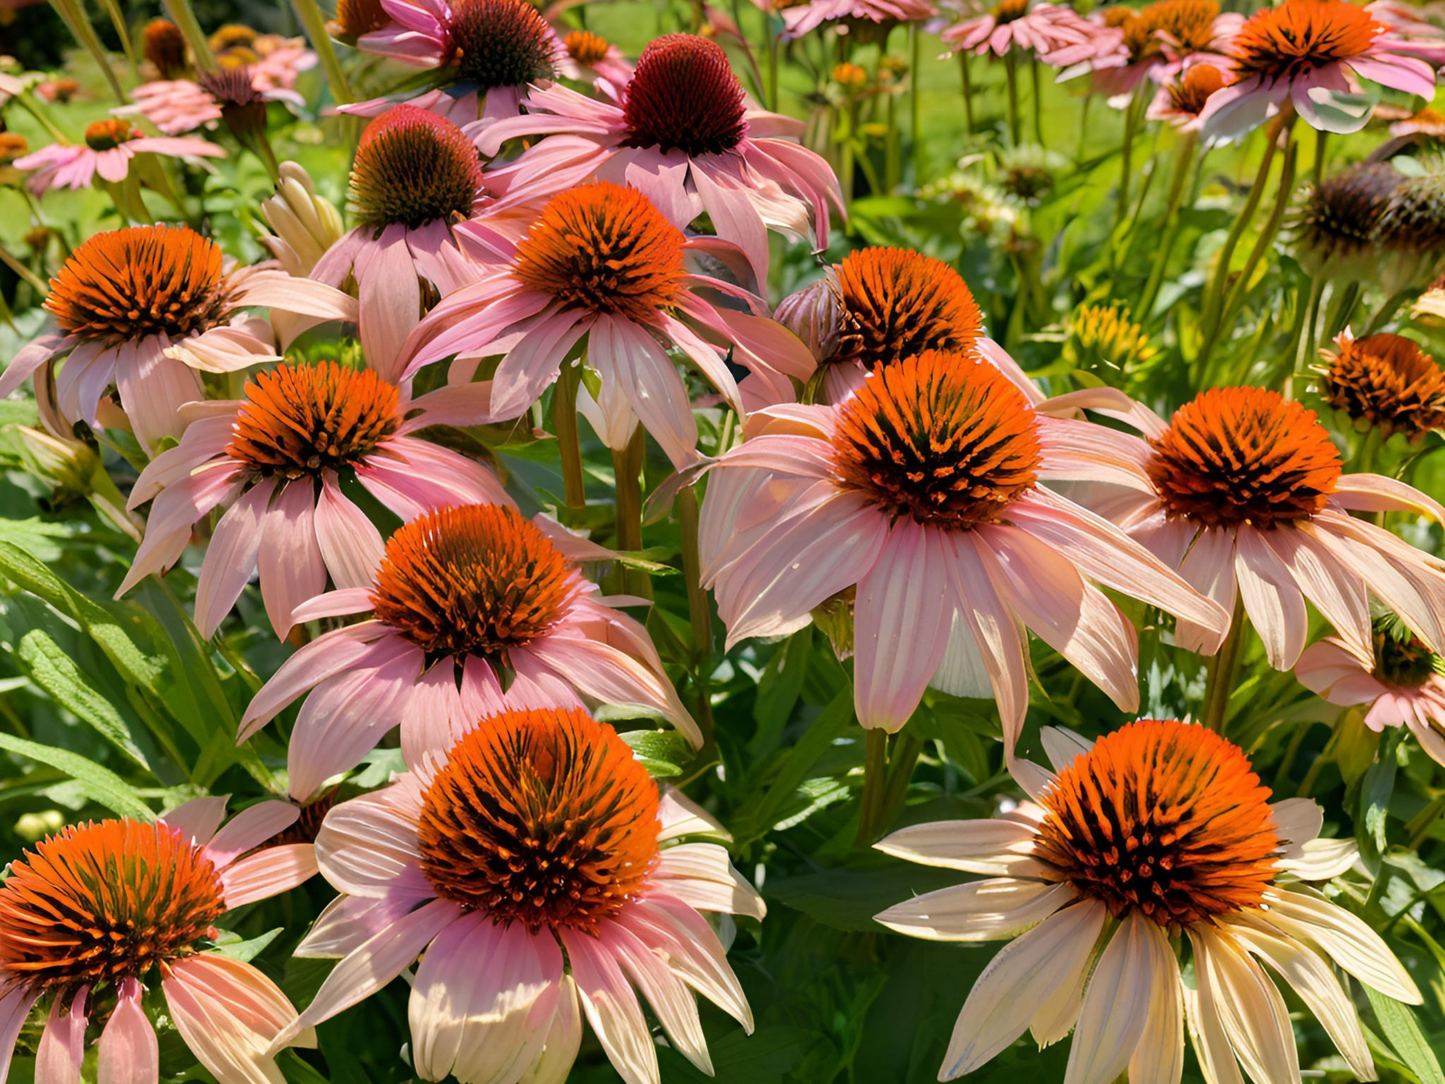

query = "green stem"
[
  {"left": 1313, "top": 127, "right": 1327, "bottom": 188},
  {"left": 290, "top": 0, "right": 354, "bottom": 103},
  {"left": 1202, "top": 595, "right": 1246, "bottom": 735},
  {"left": 1362, "top": 287, "right": 1413, "bottom": 336},
  {"left": 0, "top": 244, "right": 47, "bottom": 295},
  {"left": 1030, "top": 57, "right": 1043, "bottom": 147},
  {"left": 1076, "top": 93, "right": 1090, "bottom": 159},
  {"left": 1140, "top": 132, "right": 1198, "bottom": 314},
  {"left": 855, "top": 729, "right": 890, "bottom": 846},
  {"left": 1004, "top": 53, "right": 1020, "bottom": 147},
  {"left": 612, "top": 428, "right": 650, "bottom": 599},
  {"left": 552, "top": 358, "right": 586, "bottom": 511},
  {"left": 163, "top": 0, "right": 220, "bottom": 74},
  {"left": 839, "top": 101, "right": 856, "bottom": 205},
  {"left": 910, "top": 25, "right": 924, "bottom": 183},
  {"left": 677, "top": 484, "right": 715, "bottom": 757},
  {"left": 958, "top": 52, "right": 975, "bottom": 135},
  {"left": 1288, "top": 274, "right": 1326, "bottom": 399},
  {"left": 15, "top": 93, "right": 68, "bottom": 143},
  {"left": 767, "top": 29, "right": 780, "bottom": 113},
  {"left": 1214, "top": 138, "right": 1298, "bottom": 356},
  {"left": 48, "top": 0, "right": 127, "bottom": 103},
  {"left": 1406, "top": 793, "right": 1445, "bottom": 850},
  {"left": 1322, "top": 280, "right": 1360, "bottom": 340},
  {"left": 95, "top": 0, "right": 138, "bottom": 79},
  {"left": 1115, "top": 85, "right": 1141, "bottom": 231}
]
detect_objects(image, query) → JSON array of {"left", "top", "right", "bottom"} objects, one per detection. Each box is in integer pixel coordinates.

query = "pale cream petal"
[
  {"left": 1276, "top": 839, "right": 1359, "bottom": 882},
  {"left": 1064, "top": 912, "right": 1158, "bottom": 1084},
  {"left": 1127, "top": 922, "right": 1184, "bottom": 1084},
  {"left": 939, "top": 900, "right": 1107, "bottom": 1081},
  {"left": 1223, "top": 916, "right": 1374, "bottom": 1080},
  {"left": 1040, "top": 727, "right": 1093, "bottom": 774},
  {"left": 874, "top": 879, "right": 1073, "bottom": 942},
  {"left": 1181, "top": 979, "right": 1244, "bottom": 1084},
  {"left": 1190, "top": 926, "right": 1298, "bottom": 1084},
  {"left": 1260, "top": 889, "right": 1421, "bottom": 1003},
  {"left": 1269, "top": 798, "right": 1324, "bottom": 855},
  {"left": 875, "top": 819, "right": 1043, "bottom": 877}
]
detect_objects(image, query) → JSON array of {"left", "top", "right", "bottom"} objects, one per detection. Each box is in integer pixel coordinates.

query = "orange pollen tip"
[
  {"left": 622, "top": 34, "right": 749, "bottom": 156},
  {"left": 143, "top": 19, "right": 189, "bottom": 78},
  {"left": 84, "top": 118, "right": 140, "bottom": 150},
  {"left": 417, "top": 707, "right": 660, "bottom": 933},
  {"left": 1148, "top": 386, "right": 1341, "bottom": 529},
  {"left": 1231, "top": 0, "right": 1383, "bottom": 81},
  {"left": 446, "top": 0, "right": 558, "bottom": 88},
  {"left": 0, "top": 819, "right": 226, "bottom": 996},
  {"left": 1034, "top": 719, "right": 1280, "bottom": 931},
  {"left": 513, "top": 182, "right": 687, "bottom": 320},
  {"left": 1324, "top": 332, "right": 1445, "bottom": 441},
  {"left": 46, "top": 225, "right": 230, "bottom": 344},
  {"left": 333, "top": 0, "right": 390, "bottom": 40},
  {"left": 349, "top": 105, "right": 482, "bottom": 229},
  {"left": 832, "top": 350, "right": 1040, "bottom": 530},
  {"left": 830, "top": 247, "right": 985, "bottom": 370},
  {"left": 226, "top": 360, "right": 400, "bottom": 482},
  {"left": 370, "top": 504, "right": 576, "bottom": 659},
  {"left": 565, "top": 29, "right": 612, "bottom": 65},
  {"left": 1169, "top": 63, "right": 1227, "bottom": 113}
]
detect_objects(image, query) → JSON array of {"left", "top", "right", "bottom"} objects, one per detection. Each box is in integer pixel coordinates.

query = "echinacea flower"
[
  {"left": 1073, "top": 0, "right": 1240, "bottom": 102},
  {"left": 1200, "top": 0, "right": 1437, "bottom": 140},
  {"left": 780, "top": 0, "right": 937, "bottom": 41},
  {"left": 1317, "top": 329, "right": 1445, "bottom": 441},
  {"left": 767, "top": 246, "right": 1037, "bottom": 406},
  {"left": 1290, "top": 159, "right": 1402, "bottom": 278},
  {"left": 875, "top": 718, "right": 1418, "bottom": 1084},
  {"left": 942, "top": 0, "right": 1113, "bottom": 68},
  {"left": 118, "top": 358, "right": 505, "bottom": 639},
  {"left": 698, "top": 350, "right": 1227, "bottom": 741},
  {"left": 238, "top": 502, "right": 700, "bottom": 798},
  {"left": 558, "top": 29, "right": 634, "bottom": 90},
  {"left": 143, "top": 18, "right": 190, "bottom": 79},
  {"left": 122, "top": 68, "right": 304, "bottom": 135},
  {"left": 476, "top": 34, "right": 843, "bottom": 280},
  {"left": 312, "top": 105, "right": 489, "bottom": 377},
  {"left": 401, "top": 180, "right": 814, "bottom": 468},
  {"left": 1389, "top": 104, "right": 1445, "bottom": 138},
  {"left": 14, "top": 117, "right": 224, "bottom": 196},
  {"left": 353, "top": 0, "right": 562, "bottom": 121},
  {"left": 2, "top": 225, "right": 356, "bottom": 451},
  {"left": 268, "top": 705, "right": 760, "bottom": 1084},
  {"left": 329, "top": 0, "right": 390, "bottom": 43},
  {"left": 1298, "top": 622, "right": 1445, "bottom": 763},
  {"left": 1146, "top": 58, "right": 1230, "bottom": 130},
  {"left": 1367, "top": 0, "right": 1445, "bottom": 66},
  {"left": 1103, "top": 386, "right": 1445, "bottom": 671},
  {"left": 0, "top": 798, "right": 319, "bottom": 1084}
]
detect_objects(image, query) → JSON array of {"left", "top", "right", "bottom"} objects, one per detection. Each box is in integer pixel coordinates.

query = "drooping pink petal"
[
  {"left": 204, "top": 800, "right": 300, "bottom": 868},
  {"left": 1234, "top": 526, "right": 1309, "bottom": 670},
  {"left": 37, "top": 988, "right": 88, "bottom": 1084},
  {"left": 559, "top": 926, "right": 658, "bottom": 1084},
  {"left": 161, "top": 796, "right": 231, "bottom": 848},
  {"left": 194, "top": 479, "right": 276, "bottom": 639},
  {"left": 97, "top": 979, "right": 159, "bottom": 1084},
  {"left": 163, "top": 954, "right": 313, "bottom": 1082},
  {"left": 257, "top": 480, "right": 327, "bottom": 640},
  {"left": 220, "top": 844, "right": 319, "bottom": 909},
  {"left": 238, "top": 623, "right": 400, "bottom": 741}
]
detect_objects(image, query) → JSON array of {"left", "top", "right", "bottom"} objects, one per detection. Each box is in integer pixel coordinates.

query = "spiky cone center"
[
  {"left": 831, "top": 351, "right": 1041, "bottom": 530},
  {"left": 143, "top": 19, "right": 189, "bottom": 79},
  {"left": 1323, "top": 333, "right": 1445, "bottom": 441},
  {"left": 333, "top": 0, "right": 390, "bottom": 40},
  {"left": 992, "top": 0, "right": 1031, "bottom": 23},
  {"left": 446, "top": 0, "right": 557, "bottom": 88},
  {"left": 621, "top": 34, "right": 749, "bottom": 157},
  {"left": 46, "top": 226, "right": 232, "bottom": 345},
  {"left": 1295, "top": 162, "right": 1400, "bottom": 261},
  {"left": 1231, "top": 0, "right": 1384, "bottom": 81},
  {"left": 1380, "top": 173, "right": 1445, "bottom": 255},
  {"left": 1147, "top": 386, "right": 1342, "bottom": 529},
  {"left": 84, "top": 119, "right": 141, "bottom": 151},
  {"left": 1373, "top": 623, "right": 1441, "bottom": 688},
  {"left": 349, "top": 106, "right": 483, "bottom": 229},
  {"left": 1033, "top": 720, "right": 1281, "bottom": 931},
  {"left": 513, "top": 182, "right": 687, "bottom": 322},
  {"left": 565, "top": 30, "right": 612, "bottom": 66},
  {"left": 225, "top": 360, "right": 401, "bottom": 482},
  {"left": 370, "top": 504, "right": 576, "bottom": 660},
  {"left": 830, "top": 248, "right": 985, "bottom": 371},
  {"left": 416, "top": 707, "right": 660, "bottom": 933},
  {"left": 198, "top": 67, "right": 265, "bottom": 109},
  {"left": 1146, "top": 0, "right": 1220, "bottom": 53},
  {"left": 1167, "top": 62, "right": 1227, "bottom": 115},
  {"left": 0, "top": 820, "right": 226, "bottom": 997}
]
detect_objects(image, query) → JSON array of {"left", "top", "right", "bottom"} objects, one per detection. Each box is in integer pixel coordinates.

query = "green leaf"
[
  {"left": 0, "top": 732, "right": 152, "bottom": 820},
  {"left": 1364, "top": 986, "right": 1445, "bottom": 1084},
  {"left": 15, "top": 627, "right": 150, "bottom": 769},
  {"left": 620, "top": 729, "right": 694, "bottom": 779},
  {"left": 734, "top": 685, "right": 854, "bottom": 845},
  {"left": 210, "top": 927, "right": 284, "bottom": 962}
]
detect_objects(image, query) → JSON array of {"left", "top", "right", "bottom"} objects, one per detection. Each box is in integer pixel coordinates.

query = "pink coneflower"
[
  {"left": 237, "top": 503, "right": 700, "bottom": 799},
  {"left": 401, "top": 181, "right": 814, "bottom": 468},
  {"left": 1, "top": 225, "right": 356, "bottom": 451},
  {"left": 475, "top": 34, "right": 842, "bottom": 280},
  {"left": 14, "top": 118, "right": 224, "bottom": 195},
  {"left": 1298, "top": 625, "right": 1445, "bottom": 764},
  {"left": 0, "top": 798, "right": 319, "bottom": 1084},
  {"left": 118, "top": 359, "right": 505, "bottom": 640},
  {"left": 352, "top": 0, "right": 562, "bottom": 121},
  {"left": 781, "top": 0, "right": 937, "bottom": 40},
  {"left": 247, "top": 33, "right": 320, "bottom": 93},
  {"left": 558, "top": 28, "right": 634, "bottom": 90},
  {"left": 121, "top": 70, "right": 304, "bottom": 135},
  {"left": 942, "top": 0, "right": 1114, "bottom": 67},
  {"left": 1200, "top": 0, "right": 1437, "bottom": 140},
  {"left": 312, "top": 105, "right": 492, "bottom": 378},
  {"left": 1367, "top": 0, "right": 1445, "bottom": 66},
  {"left": 1072, "top": 0, "right": 1242, "bottom": 103},
  {"left": 268, "top": 706, "right": 760, "bottom": 1084},
  {"left": 698, "top": 350, "right": 1227, "bottom": 742},
  {"left": 1147, "top": 57, "right": 1230, "bottom": 129},
  {"left": 876, "top": 719, "right": 1417, "bottom": 1083},
  {"left": 1102, "top": 386, "right": 1445, "bottom": 671}
]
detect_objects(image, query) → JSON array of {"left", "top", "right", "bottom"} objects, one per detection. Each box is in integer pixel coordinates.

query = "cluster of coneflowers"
[{"left": 1, "top": 0, "right": 1445, "bottom": 1081}]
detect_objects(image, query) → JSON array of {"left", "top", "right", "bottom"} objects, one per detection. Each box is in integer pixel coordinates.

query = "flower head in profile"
[
  {"left": 1299, "top": 618, "right": 1445, "bottom": 763},
  {"left": 942, "top": 0, "right": 1115, "bottom": 67},
  {"left": 699, "top": 350, "right": 1226, "bottom": 743},
  {"left": 1290, "top": 159, "right": 1402, "bottom": 278},
  {"left": 14, "top": 117, "right": 224, "bottom": 196},
  {"left": 1148, "top": 58, "right": 1230, "bottom": 129},
  {"left": 1, "top": 225, "right": 355, "bottom": 451},
  {"left": 143, "top": 18, "right": 190, "bottom": 78},
  {"left": 121, "top": 63, "right": 306, "bottom": 136},
  {"left": 1102, "top": 386, "right": 1445, "bottom": 673},
  {"left": 876, "top": 718, "right": 1419, "bottom": 1083},
  {"left": 118, "top": 357, "right": 504, "bottom": 640},
  {"left": 1072, "top": 0, "right": 1241, "bottom": 103},
  {"left": 1317, "top": 329, "right": 1445, "bottom": 441},
  {"left": 402, "top": 180, "right": 814, "bottom": 468},
  {"left": 351, "top": 0, "right": 561, "bottom": 120},
  {"left": 0, "top": 798, "right": 318, "bottom": 1084},
  {"left": 238, "top": 502, "right": 700, "bottom": 799},
  {"left": 1201, "top": 0, "right": 1436, "bottom": 141},
  {"left": 475, "top": 34, "right": 843, "bottom": 280},
  {"left": 268, "top": 705, "right": 761, "bottom": 1084},
  {"left": 558, "top": 29, "right": 635, "bottom": 89}
]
